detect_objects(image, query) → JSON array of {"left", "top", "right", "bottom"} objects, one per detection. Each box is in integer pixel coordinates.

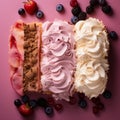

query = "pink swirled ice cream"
[
  {"left": 41, "top": 20, "right": 75, "bottom": 101},
  {"left": 74, "top": 18, "right": 109, "bottom": 99}
]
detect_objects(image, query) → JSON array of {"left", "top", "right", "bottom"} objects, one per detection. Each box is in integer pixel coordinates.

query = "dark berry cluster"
[
  {"left": 70, "top": 0, "right": 87, "bottom": 24},
  {"left": 14, "top": 95, "right": 64, "bottom": 116},
  {"left": 86, "top": 0, "right": 113, "bottom": 15}
]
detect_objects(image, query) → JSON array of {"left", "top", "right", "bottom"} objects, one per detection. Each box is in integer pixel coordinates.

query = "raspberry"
[{"left": 70, "top": 0, "right": 78, "bottom": 7}]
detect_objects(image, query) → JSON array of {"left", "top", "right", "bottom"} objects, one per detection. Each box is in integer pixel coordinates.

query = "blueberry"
[
  {"left": 103, "top": 90, "right": 112, "bottom": 99},
  {"left": 44, "top": 106, "right": 54, "bottom": 116},
  {"left": 14, "top": 99, "right": 22, "bottom": 107},
  {"left": 18, "top": 8, "right": 25, "bottom": 16},
  {"left": 90, "top": 0, "right": 99, "bottom": 7},
  {"left": 71, "top": 16, "right": 79, "bottom": 24},
  {"left": 78, "top": 99, "right": 87, "bottom": 108},
  {"left": 71, "top": 5, "right": 81, "bottom": 16},
  {"left": 28, "top": 100, "right": 37, "bottom": 109},
  {"left": 102, "top": 5, "right": 113, "bottom": 14},
  {"left": 36, "top": 10, "right": 44, "bottom": 19},
  {"left": 21, "top": 95, "right": 29, "bottom": 103},
  {"left": 86, "top": 5, "right": 94, "bottom": 14},
  {"left": 37, "top": 98, "right": 48, "bottom": 107},
  {"left": 108, "top": 31, "right": 118, "bottom": 40},
  {"left": 78, "top": 12, "right": 87, "bottom": 20},
  {"left": 56, "top": 4, "right": 64, "bottom": 12},
  {"left": 98, "top": 0, "right": 107, "bottom": 6}
]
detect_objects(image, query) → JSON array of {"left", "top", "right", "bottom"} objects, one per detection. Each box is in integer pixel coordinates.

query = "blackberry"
[
  {"left": 71, "top": 5, "right": 81, "bottom": 16},
  {"left": 90, "top": 0, "right": 99, "bottom": 7},
  {"left": 98, "top": 0, "right": 107, "bottom": 6},
  {"left": 102, "top": 5, "right": 113, "bottom": 15},
  {"left": 86, "top": 5, "right": 94, "bottom": 14},
  {"left": 78, "top": 12, "right": 87, "bottom": 20}
]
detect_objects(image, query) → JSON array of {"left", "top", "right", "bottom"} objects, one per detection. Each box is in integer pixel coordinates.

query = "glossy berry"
[
  {"left": 56, "top": 4, "right": 64, "bottom": 12},
  {"left": 70, "top": 0, "right": 78, "bottom": 7},
  {"left": 71, "top": 5, "right": 81, "bottom": 16},
  {"left": 103, "top": 90, "right": 112, "bottom": 99},
  {"left": 91, "top": 97, "right": 100, "bottom": 105},
  {"left": 102, "top": 5, "right": 112, "bottom": 14},
  {"left": 108, "top": 31, "right": 118, "bottom": 40},
  {"left": 78, "top": 12, "right": 87, "bottom": 20},
  {"left": 98, "top": 0, "right": 107, "bottom": 6},
  {"left": 97, "top": 102, "right": 104, "bottom": 110},
  {"left": 92, "top": 106, "right": 99, "bottom": 114},
  {"left": 18, "top": 8, "right": 25, "bottom": 16},
  {"left": 69, "top": 96, "right": 77, "bottom": 105},
  {"left": 71, "top": 16, "right": 79, "bottom": 24},
  {"left": 86, "top": 5, "right": 94, "bottom": 14},
  {"left": 78, "top": 93, "right": 85, "bottom": 99},
  {"left": 21, "top": 95, "right": 29, "bottom": 103},
  {"left": 90, "top": 0, "right": 99, "bottom": 7},
  {"left": 44, "top": 106, "right": 54, "bottom": 116},
  {"left": 14, "top": 99, "right": 22, "bottom": 107},
  {"left": 28, "top": 100, "right": 37, "bottom": 109},
  {"left": 78, "top": 99, "right": 87, "bottom": 108},
  {"left": 37, "top": 98, "right": 48, "bottom": 107},
  {"left": 47, "top": 97, "right": 55, "bottom": 106},
  {"left": 36, "top": 10, "right": 44, "bottom": 19},
  {"left": 54, "top": 103, "right": 63, "bottom": 112}
]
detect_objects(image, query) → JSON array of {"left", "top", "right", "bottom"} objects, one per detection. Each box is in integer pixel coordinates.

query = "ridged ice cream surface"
[
  {"left": 74, "top": 18, "right": 109, "bottom": 99},
  {"left": 41, "top": 20, "right": 75, "bottom": 101}
]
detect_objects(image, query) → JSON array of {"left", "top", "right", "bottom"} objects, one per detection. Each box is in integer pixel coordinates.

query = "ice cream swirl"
[
  {"left": 74, "top": 18, "right": 109, "bottom": 99},
  {"left": 41, "top": 20, "right": 75, "bottom": 101}
]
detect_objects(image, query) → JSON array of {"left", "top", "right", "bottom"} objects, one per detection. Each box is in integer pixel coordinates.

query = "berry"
[
  {"left": 70, "top": 0, "right": 78, "bottom": 7},
  {"left": 78, "top": 93, "right": 85, "bottom": 99},
  {"left": 44, "top": 106, "right": 54, "bottom": 116},
  {"left": 14, "top": 99, "right": 22, "bottom": 107},
  {"left": 56, "top": 4, "right": 64, "bottom": 12},
  {"left": 37, "top": 98, "right": 48, "bottom": 107},
  {"left": 90, "top": 0, "right": 99, "bottom": 7},
  {"left": 69, "top": 96, "right": 77, "bottom": 105},
  {"left": 98, "top": 0, "right": 107, "bottom": 6},
  {"left": 92, "top": 106, "right": 99, "bottom": 114},
  {"left": 36, "top": 10, "right": 44, "bottom": 19},
  {"left": 71, "top": 16, "right": 79, "bottom": 24},
  {"left": 18, "top": 8, "right": 25, "bottom": 16},
  {"left": 71, "top": 5, "right": 81, "bottom": 16},
  {"left": 21, "top": 95, "right": 29, "bottom": 103},
  {"left": 108, "top": 31, "right": 118, "bottom": 40},
  {"left": 28, "top": 100, "right": 37, "bottom": 109},
  {"left": 86, "top": 5, "right": 94, "bottom": 14},
  {"left": 91, "top": 97, "right": 100, "bottom": 105},
  {"left": 18, "top": 104, "right": 32, "bottom": 116},
  {"left": 78, "top": 12, "right": 87, "bottom": 20},
  {"left": 24, "top": 0, "right": 38, "bottom": 15},
  {"left": 102, "top": 5, "right": 112, "bottom": 14},
  {"left": 97, "top": 102, "right": 104, "bottom": 110},
  {"left": 54, "top": 103, "right": 63, "bottom": 112},
  {"left": 78, "top": 99, "right": 87, "bottom": 108},
  {"left": 47, "top": 97, "right": 55, "bottom": 106},
  {"left": 103, "top": 90, "right": 112, "bottom": 99}
]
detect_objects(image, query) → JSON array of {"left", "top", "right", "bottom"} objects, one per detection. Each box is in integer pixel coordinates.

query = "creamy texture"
[
  {"left": 41, "top": 20, "right": 75, "bottom": 101},
  {"left": 74, "top": 18, "right": 109, "bottom": 99}
]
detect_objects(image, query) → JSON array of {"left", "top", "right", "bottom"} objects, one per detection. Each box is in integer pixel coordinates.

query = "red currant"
[
  {"left": 54, "top": 103, "right": 63, "bottom": 112},
  {"left": 70, "top": 0, "right": 78, "bottom": 7}
]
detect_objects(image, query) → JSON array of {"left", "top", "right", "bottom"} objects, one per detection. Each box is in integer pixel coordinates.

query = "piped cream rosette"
[{"left": 74, "top": 18, "right": 109, "bottom": 99}]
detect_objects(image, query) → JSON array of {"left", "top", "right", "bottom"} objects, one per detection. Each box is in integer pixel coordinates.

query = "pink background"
[{"left": 0, "top": 0, "right": 120, "bottom": 120}]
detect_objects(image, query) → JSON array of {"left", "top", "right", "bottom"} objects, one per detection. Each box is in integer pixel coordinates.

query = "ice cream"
[
  {"left": 41, "top": 20, "right": 75, "bottom": 101},
  {"left": 74, "top": 18, "right": 109, "bottom": 99}
]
